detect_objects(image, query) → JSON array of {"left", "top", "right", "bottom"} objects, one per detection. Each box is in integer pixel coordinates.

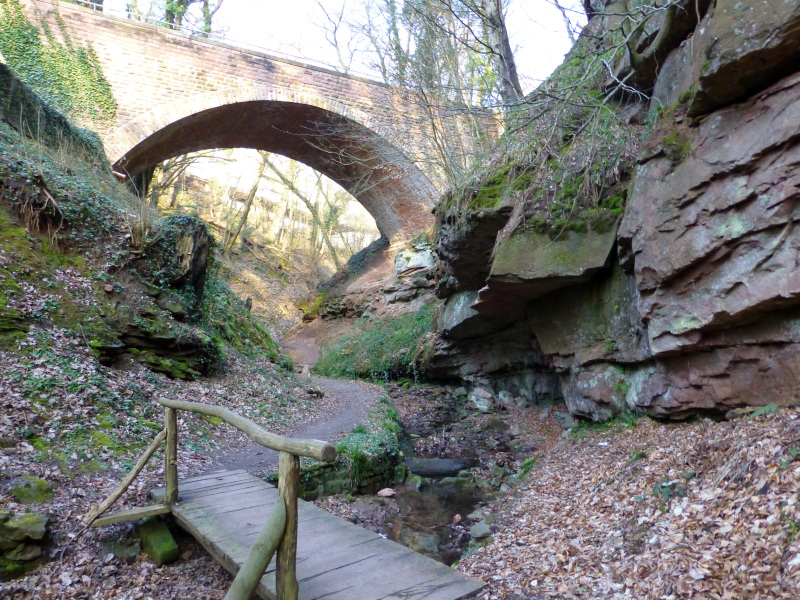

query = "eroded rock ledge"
[{"left": 423, "top": 0, "right": 800, "bottom": 421}]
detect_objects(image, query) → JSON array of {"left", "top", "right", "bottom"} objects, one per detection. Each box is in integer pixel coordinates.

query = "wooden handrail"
[
  {"left": 223, "top": 497, "right": 286, "bottom": 600},
  {"left": 83, "top": 429, "right": 167, "bottom": 525},
  {"left": 83, "top": 398, "right": 333, "bottom": 600},
  {"left": 157, "top": 397, "right": 336, "bottom": 462}
]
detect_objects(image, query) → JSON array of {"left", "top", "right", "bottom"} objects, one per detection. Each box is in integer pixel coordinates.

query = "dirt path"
[{"left": 201, "top": 375, "right": 383, "bottom": 475}]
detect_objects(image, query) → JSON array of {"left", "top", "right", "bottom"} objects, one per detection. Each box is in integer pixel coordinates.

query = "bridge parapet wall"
[
  {"left": 18, "top": 0, "right": 497, "bottom": 240},
  {"left": 27, "top": 0, "right": 394, "bottom": 132}
]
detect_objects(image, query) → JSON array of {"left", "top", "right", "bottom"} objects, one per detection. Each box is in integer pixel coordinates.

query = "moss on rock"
[
  {"left": 9, "top": 476, "right": 53, "bottom": 504},
  {"left": 136, "top": 518, "right": 178, "bottom": 567}
]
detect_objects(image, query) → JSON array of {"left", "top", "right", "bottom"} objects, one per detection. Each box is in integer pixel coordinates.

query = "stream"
[
  {"left": 338, "top": 384, "right": 557, "bottom": 566},
  {"left": 384, "top": 477, "right": 487, "bottom": 565}
]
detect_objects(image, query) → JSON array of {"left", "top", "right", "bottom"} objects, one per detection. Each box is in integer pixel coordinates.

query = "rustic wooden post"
[
  {"left": 276, "top": 451, "right": 299, "bottom": 600},
  {"left": 83, "top": 429, "right": 167, "bottom": 525},
  {"left": 222, "top": 498, "right": 286, "bottom": 600},
  {"left": 165, "top": 407, "right": 178, "bottom": 503}
]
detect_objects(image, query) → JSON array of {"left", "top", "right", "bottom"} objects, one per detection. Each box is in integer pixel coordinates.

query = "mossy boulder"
[
  {"left": 0, "top": 555, "right": 42, "bottom": 581},
  {"left": 141, "top": 214, "right": 212, "bottom": 300},
  {"left": 128, "top": 348, "right": 201, "bottom": 380},
  {"left": 9, "top": 476, "right": 53, "bottom": 504},
  {"left": 156, "top": 295, "right": 188, "bottom": 320},
  {"left": 136, "top": 518, "right": 178, "bottom": 567},
  {"left": 1, "top": 513, "right": 50, "bottom": 541},
  {"left": 473, "top": 226, "right": 618, "bottom": 320},
  {"left": 0, "top": 511, "right": 50, "bottom": 581}
]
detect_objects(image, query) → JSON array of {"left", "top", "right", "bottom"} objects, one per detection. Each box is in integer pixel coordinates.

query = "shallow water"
[{"left": 383, "top": 480, "right": 487, "bottom": 564}]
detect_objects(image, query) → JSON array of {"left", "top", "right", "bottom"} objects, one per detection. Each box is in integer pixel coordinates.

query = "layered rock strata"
[{"left": 424, "top": 0, "right": 800, "bottom": 420}]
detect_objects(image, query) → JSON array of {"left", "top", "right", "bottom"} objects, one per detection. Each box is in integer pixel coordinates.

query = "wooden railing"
[{"left": 83, "top": 398, "right": 336, "bottom": 600}]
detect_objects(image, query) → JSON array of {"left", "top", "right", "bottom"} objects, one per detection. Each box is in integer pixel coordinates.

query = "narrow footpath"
[{"left": 202, "top": 337, "right": 382, "bottom": 474}]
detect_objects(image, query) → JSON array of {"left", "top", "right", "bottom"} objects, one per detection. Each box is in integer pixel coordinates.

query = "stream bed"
[
  {"left": 316, "top": 383, "right": 565, "bottom": 565},
  {"left": 384, "top": 476, "right": 487, "bottom": 565}
]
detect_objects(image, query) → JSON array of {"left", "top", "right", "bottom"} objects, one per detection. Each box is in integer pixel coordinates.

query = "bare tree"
[
  {"left": 263, "top": 156, "right": 345, "bottom": 271},
  {"left": 314, "top": 0, "right": 358, "bottom": 73},
  {"left": 224, "top": 151, "right": 268, "bottom": 252}
]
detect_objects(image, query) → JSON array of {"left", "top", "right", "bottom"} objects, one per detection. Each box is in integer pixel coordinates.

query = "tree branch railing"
[{"left": 82, "top": 398, "right": 336, "bottom": 600}]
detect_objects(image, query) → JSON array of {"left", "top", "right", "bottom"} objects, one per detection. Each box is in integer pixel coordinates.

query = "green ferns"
[{"left": 316, "top": 304, "right": 434, "bottom": 381}]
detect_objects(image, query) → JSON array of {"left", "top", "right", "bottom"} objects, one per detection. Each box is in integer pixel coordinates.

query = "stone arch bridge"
[{"left": 23, "top": 0, "right": 491, "bottom": 240}]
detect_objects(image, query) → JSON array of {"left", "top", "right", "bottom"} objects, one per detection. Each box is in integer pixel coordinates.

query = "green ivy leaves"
[{"left": 0, "top": 0, "right": 117, "bottom": 125}]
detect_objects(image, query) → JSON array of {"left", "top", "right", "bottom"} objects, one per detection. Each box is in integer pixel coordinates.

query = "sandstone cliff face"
[{"left": 426, "top": 0, "right": 800, "bottom": 420}]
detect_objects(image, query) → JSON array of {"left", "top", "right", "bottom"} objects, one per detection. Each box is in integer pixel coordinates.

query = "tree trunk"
[
  {"left": 225, "top": 155, "right": 268, "bottom": 252},
  {"left": 480, "top": 0, "right": 522, "bottom": 107},
  {"left": 263, "top": 157, "right": 342, "bottom": 270}
]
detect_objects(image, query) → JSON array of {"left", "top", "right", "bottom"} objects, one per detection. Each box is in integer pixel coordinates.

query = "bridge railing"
[
  {"left": 60, "top": 0, "right": 381, "bottom": 81},
  {"left": 83, "top": 397, "right": 336, "bottom": 600}
]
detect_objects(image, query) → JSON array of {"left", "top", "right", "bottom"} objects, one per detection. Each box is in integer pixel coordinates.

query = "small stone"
[
  {"left": 468, "top": 393, "right": 494, "bottom": 414},
  {"left": 553, "top": 410, "right": 578, "bottom": 429},
  {"left": 99, "top": 538, "right": 141, "bottom": 562},
  {"left": 377, "top": 488, "right": 395, "bottom": 497},
  {"left": 156, "top": 295, "right": 188, "bottom": 320},
  {"left": 103, "top": 284, "right": 114, "bottom": 293},
  {"left": 453, "top": 387, "right": 468, "bottom": 397},
  {"left": 136, "top": 519, "right": 178, "bottom": 567},
  {"left": 469, "top": 520, "right": 493, "bottom": 539},
  {"left": 471, "top": 387, "right": 493, "bottom": 399},
  {"left": 497, "top": 390, "right": 514, "bottom": 404}
]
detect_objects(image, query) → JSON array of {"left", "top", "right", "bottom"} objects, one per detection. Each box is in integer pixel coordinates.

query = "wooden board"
[
  {"left": 152, "top": 470, "right": 484, "bottom": 600},
  {"left": 91, "top": 504, "right": 171, "bottom": 527}
]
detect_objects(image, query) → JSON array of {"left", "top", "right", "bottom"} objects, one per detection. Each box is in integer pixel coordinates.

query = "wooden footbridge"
[{"left": 83, "top": 399, "right": 484, "bottom": 600}]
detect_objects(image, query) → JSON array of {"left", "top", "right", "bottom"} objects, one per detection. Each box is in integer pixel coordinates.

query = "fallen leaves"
[
  {"left": 459, "top": 410, "right": 800, "bottom": 599},
  {"left": 0, "top": 321, "right": 330, "bottom": 599}
]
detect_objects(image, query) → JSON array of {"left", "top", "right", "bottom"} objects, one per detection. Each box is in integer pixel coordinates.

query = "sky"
[
  {"left": 211, "top": 0, "right": 585, "bottom": 91},
  {"left": 104, "top": 0, "right": 585, "bottom": 92},
  {"left": 100, "top": 0, "right": 585, "bottom": 216}
]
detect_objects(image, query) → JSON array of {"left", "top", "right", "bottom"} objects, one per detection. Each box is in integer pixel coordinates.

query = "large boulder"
[
  {"left": 435, "top": 206, "right": 512, "bottom": 297},
  {"left": 438, "top": 291, "right": 511, "bottom": 340},
  {"left": 474, "top": 226, "right": 617, "bottom": 319},
  {"left": 529, "top": 263, "right": 650, "bottom": 369},
  {"left": 424, "top": 326, "right": 561, "bottom": 403}
]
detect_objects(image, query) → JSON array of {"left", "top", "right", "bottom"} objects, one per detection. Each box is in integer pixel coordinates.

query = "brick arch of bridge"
[
  {"left": 20, "top": 0, "right": 438, "bottom": 241},
  {"left": 110, "top": 86, "right": 436, "bottom": 241}
]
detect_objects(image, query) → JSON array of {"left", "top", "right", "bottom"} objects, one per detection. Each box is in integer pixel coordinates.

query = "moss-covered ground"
[
  {"left": 437, "top": 30, "right": 645, "bottom": 242},
  {"left": 315, "top": 303, "right": 434, "bottom": 382}
]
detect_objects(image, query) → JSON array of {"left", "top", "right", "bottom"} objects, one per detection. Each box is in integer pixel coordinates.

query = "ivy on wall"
[{"left": 0, "top": 0, "right": 117, "bottom": 126}]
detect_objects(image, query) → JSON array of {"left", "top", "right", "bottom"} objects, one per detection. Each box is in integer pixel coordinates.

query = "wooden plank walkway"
[{"left": 152, "top": 470, "right": 484, "bottom": 600}]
